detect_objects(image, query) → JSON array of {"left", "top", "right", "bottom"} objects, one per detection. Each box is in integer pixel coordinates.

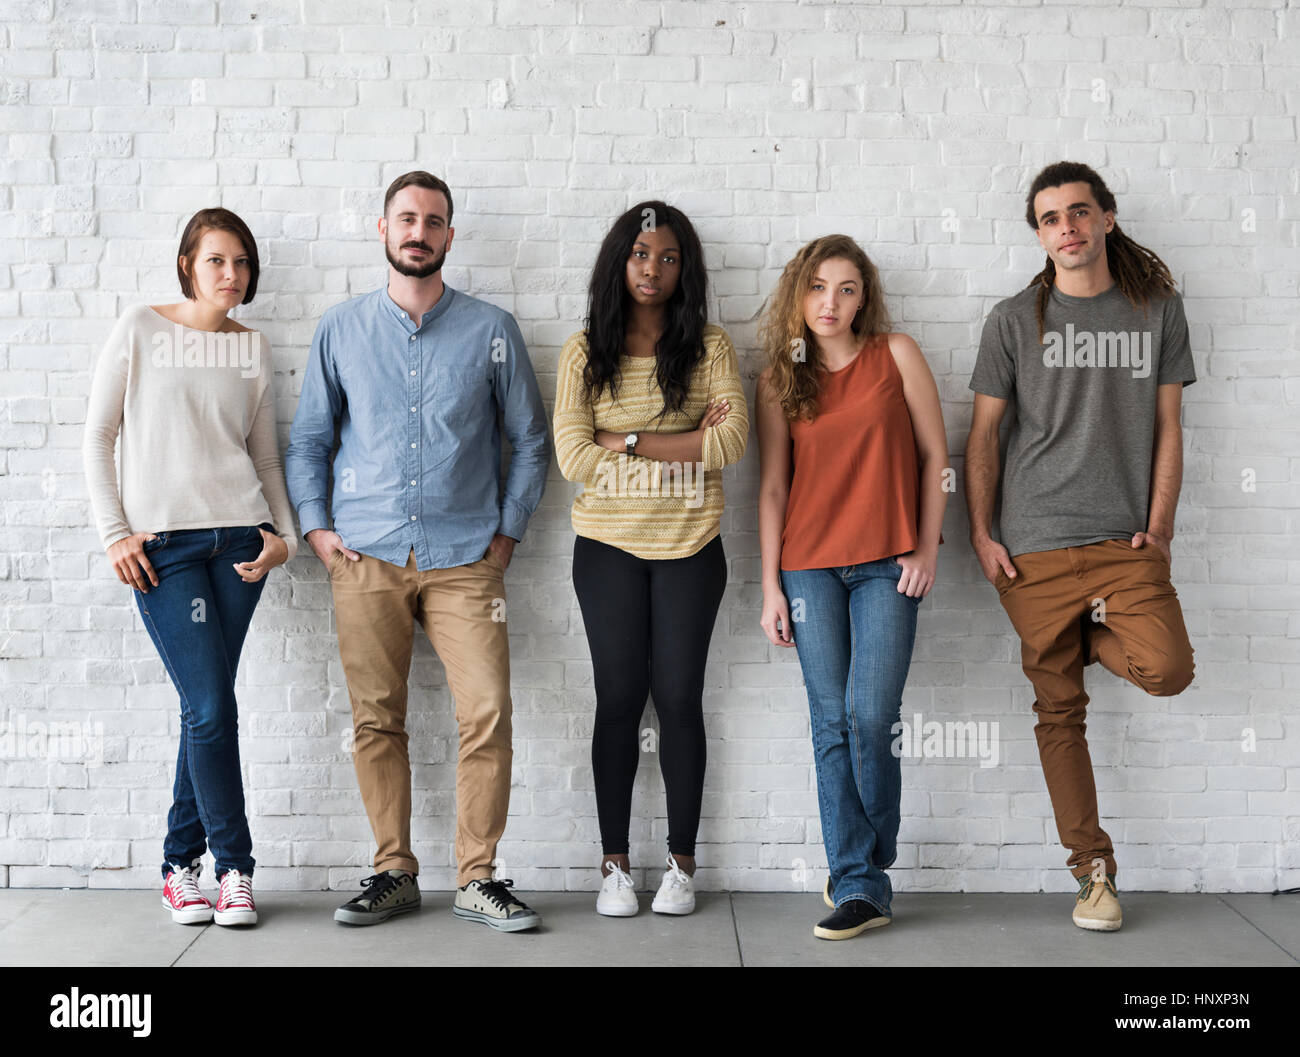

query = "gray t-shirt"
[{"left": 969, "top": 282, "right": 1196, "bottom": 557}]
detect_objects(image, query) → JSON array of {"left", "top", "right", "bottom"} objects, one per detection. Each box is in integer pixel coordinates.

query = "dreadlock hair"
[
  {"left": 581, "top": 201, "right": 708, "bottom": 421},
  {"left": 1025, "top": 161, "right": 1177, "bottom": 338},
  {"left": 758, "top": 234, "right": 890, "bottom": 422}
]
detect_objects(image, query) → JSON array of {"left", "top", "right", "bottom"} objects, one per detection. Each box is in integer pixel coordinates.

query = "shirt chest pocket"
[{"left": 431, "top": 361, "right": 492, "bottom": 431}]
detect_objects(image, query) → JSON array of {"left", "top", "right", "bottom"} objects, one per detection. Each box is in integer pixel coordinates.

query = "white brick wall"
[{"left": 1, "top": 0, "right": 1297, "bottom": 894}]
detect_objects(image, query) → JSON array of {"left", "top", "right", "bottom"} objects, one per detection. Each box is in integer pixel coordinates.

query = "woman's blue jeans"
[
  {"left": 133, "top": 525, "right": 268, "bottom": 881},
  {"left": 780, "top": 556, "right": 921, "bottom": 918}
]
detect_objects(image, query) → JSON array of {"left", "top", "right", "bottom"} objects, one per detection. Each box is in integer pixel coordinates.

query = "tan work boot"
[{"left": 1072, "top": 857, "right": 1122, "bottom": 932}]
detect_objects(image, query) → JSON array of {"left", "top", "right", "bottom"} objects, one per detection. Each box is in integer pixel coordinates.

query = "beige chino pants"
[{"left": 329, "top": 547, "right": 512, "bottom": 887}]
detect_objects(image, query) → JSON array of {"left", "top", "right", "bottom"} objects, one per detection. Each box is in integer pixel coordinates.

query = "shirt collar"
[{"left": 381, "top": 283, "right": 456, "bottom": 331}]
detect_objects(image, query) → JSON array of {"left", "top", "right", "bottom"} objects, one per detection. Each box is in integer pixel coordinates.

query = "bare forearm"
[
  {"left": 916, "top": 452, "right": 948, "bottom": 552},
  {"left": 598, "top": 428, "right": 704, "bottom": 464},
  {"left": 1147, "top": 423, "right": 1183, "bottom": 539},
  {"left": 964, "top": 429, "right": 1001, "bottom": 542},
  {"left": 759, "top": 488, "right": 788, "bottom": 592}
]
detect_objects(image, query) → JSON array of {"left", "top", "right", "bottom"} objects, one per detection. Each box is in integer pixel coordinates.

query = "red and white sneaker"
[
  {"left": 162, "top": 858, "right": 213, "bottom": 924},
  {"left": 214, "top": 869, "right": 257, "bottom": 926}
]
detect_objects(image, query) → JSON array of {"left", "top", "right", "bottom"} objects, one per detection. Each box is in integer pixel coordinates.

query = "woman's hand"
[
  {"left": 697, "top": 398, "right": 729, "bottom": 431},
  {"left": 895, "top": 546, "right": 938, "bottom": 598},
  {"left": 760, "top": 586, "right": 797, "bottom": 648},
  {"left": 593, "top": 398, "right": 730, "bottom": 454},
  {"left": 106, "top": 532, "right": 161, "bottom": 593},
  {"left": 233, "top": 528, "right": 289, "bottom": 583}
]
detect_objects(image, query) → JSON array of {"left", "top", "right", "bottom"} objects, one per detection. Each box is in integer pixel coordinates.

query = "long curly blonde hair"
[{"left": 759, "top": 234, "right": 890, "bottom": 421}]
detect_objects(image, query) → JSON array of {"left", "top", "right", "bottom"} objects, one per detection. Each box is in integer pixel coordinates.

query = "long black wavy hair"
[{"left": 581, "top": 200, "right": 708, "bottom": 421}]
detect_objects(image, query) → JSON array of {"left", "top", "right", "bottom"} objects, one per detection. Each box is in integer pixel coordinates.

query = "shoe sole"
[
  {"left": 214, "top": 909, "right": 258, "bottom": 926},
  {"left": 813, "top": 916, "right": 891, "bottom": 940},
  {"left": 451, "top": 906, "right": 540, "bottom": 932},
  {"left": 596, "top": 900, "right": 639, "bottom": 917},
  {"left": 1073, "top": 915, "right": 1123, "bottom": 932},
  {"left": 163, "top": 896, "right": 212, "bottom": 925},
  {"left": 333, "top": 901, "right": 420, "bottom": 926},
  {"left": 651, "top": 900, "right": 695, "bottom": 915}
]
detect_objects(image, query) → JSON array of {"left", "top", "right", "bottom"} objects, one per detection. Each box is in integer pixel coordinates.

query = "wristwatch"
[{"left": 624, "top": 432, "right": 638, "bottom": 456}]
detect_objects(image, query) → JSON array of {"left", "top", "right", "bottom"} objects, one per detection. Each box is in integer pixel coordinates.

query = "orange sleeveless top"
[{"left": 781, "top": 334, "right": 923, "bottom": 571}]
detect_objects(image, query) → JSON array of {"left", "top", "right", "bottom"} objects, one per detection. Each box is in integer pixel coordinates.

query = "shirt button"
[
  {"left": 410, "top": 480, "right": 416, "bottom": 486},
  {"left": 410, "top": 369, "right": 416, "bottom": 376},
  {"left": 410, "top": 407, "right": 416, "bottom": 413},
  {"left": 409, "top": 335, "right": 415, "bottom": 342},
  {"left": 410, "top": 442, "right": 416, "bottom": 449},
  {"left": 410, "top": 515, "right": 417, "bottom": 521}
]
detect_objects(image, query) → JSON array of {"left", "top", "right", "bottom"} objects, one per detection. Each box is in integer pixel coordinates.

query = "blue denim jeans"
[
  {"left": 133, "top": 525, "right": 269, "bottom": 880},
  {"left": 780, "top": 557, "right": 921, "bottom": 917}
]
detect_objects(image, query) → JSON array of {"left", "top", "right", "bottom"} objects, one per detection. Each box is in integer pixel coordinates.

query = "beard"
[{"left": 386, "top": 238, "right": 446, "bottom": 279}]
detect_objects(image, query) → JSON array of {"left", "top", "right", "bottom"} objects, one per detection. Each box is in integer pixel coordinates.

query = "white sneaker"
[
  {"left": 651, "top": 853, "right": 695, "bottom": 915},
  {"left": 595, "top": 862, "right": 638, "bottom": 917}
]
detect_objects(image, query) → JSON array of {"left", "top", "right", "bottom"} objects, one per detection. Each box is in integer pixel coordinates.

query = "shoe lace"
[
  {"left": 170, "top": 862, "right": 205, "bottom": 904},
  {"left": 355, "top": 872, "right": 402, "bottom": 904},
  {"left": 221, "top": 871, "right": 253, "bottom": 908},
  {"left": 1078, "top": 857, "right": 1116, "bottom": 901},
  {"left": 474, "top": 878, "right": 523, "bottom": 913},
  {"left": 604, "top": 862, "right": 634, "bottom": 890},
  {"left": 663, "top": 854, "right": 691, "bottom": 890}
]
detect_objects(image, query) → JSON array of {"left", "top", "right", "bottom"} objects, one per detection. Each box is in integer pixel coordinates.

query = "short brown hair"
[
  {"left": 383, "top": 171, "right": 454, "bottom": 224},
  {"left": 176, "top": 207, "right": 260, "bottom": 304}
]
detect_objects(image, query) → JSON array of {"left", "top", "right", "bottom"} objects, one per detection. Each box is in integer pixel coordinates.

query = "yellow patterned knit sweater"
[{"left": 553, "top": 324, "right": 749, "bottom": 559}]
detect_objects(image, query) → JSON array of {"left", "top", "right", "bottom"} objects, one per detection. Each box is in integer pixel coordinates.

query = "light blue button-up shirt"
[{"left": 285, "top": 285, "right": 550, "bottom": 571}]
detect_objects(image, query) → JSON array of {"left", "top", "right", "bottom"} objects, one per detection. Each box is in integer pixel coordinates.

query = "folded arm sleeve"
[
  {"left": 552, "top": 333, "right": 644, "bottom": 485},
  {"left": 698, "top": 327, "right": 750, "bottom": 472}
]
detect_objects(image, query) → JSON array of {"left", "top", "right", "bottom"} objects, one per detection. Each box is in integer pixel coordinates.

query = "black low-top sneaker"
[
  {"left": 333, "top": 870, "right": 421, "bottom": 926},
  {"left": 453, "top": 878, "right": 541, "bottom": 932},
  {"left": 813, "top": 899, "right": 891, "bottom": 940}
]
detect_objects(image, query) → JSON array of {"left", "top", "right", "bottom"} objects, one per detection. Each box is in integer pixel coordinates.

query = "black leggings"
[{"left": 572, "top": 534, "right": 728, "bottom": 857}]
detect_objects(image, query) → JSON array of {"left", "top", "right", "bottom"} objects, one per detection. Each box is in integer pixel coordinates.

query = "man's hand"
[
  {"left": 972, "top": 534, "right": 1017, "bottom": 585},
  {"left": 485, "top": 533, "right": 515, "bottom": 569},
  {"left": 1131, "top": 530, "right": 1171, "bottom": 563},
  {"left": 306, "top": 528, "right": 361, "bottom": 566}
]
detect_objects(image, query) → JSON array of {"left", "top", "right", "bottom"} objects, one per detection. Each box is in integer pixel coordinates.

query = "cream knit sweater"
[{"left": 82, "top": 304, "right": 299, "bottom": 559}]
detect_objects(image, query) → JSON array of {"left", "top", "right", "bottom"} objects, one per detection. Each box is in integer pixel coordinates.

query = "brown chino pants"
[
  {"left": 329, "top": 547, "right": 512, "bottom": 886},
  {"left": 995, "top": 538, "right": 1195, "bottom": 879}
]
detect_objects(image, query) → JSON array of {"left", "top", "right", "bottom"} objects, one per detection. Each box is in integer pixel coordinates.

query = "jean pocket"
[{"left": 142, "top": 532, "right": 169, "bottom": 551}]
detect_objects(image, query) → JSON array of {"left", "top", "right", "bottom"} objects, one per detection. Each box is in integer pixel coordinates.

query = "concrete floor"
[{"left": 1, "top": 890, "right": 1296, "bottom": 967}]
